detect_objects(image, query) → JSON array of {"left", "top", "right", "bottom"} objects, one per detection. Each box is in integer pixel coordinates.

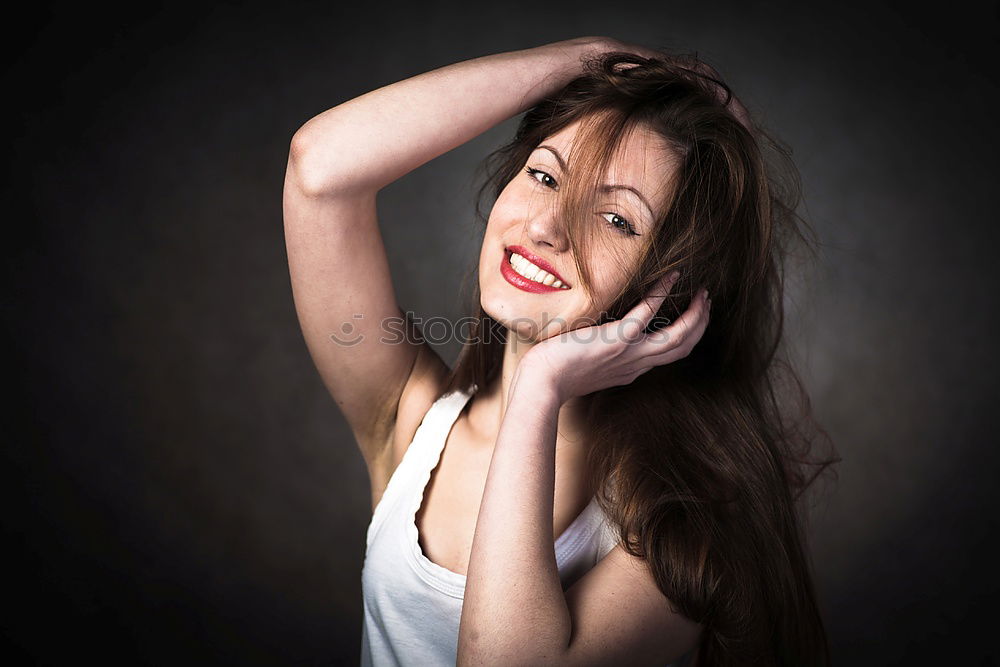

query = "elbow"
[{"left": 287, "top": 123, "right": 338, "bottom": 197}]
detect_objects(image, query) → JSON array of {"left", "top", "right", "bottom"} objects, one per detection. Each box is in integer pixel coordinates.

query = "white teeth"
[{"left": 509, "top": 252, "right": 570, "bottom": 289}]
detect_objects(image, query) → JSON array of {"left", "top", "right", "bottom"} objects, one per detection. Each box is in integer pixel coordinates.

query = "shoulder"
[
  {"left": 562, "top": 544, "right": 703, "bottom": 664},
  {"left": 367, "top": 342, "right": 450, "bottom": 509}
]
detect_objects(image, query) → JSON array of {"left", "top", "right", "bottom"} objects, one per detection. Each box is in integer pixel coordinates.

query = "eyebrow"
[{"left": 536, "top": 144, "right": 655, "bottom": 219}]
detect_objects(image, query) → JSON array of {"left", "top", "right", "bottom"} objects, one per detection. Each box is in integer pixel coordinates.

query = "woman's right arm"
[{"left": 283, "top": 37, "right": 617, "bottom": 485}]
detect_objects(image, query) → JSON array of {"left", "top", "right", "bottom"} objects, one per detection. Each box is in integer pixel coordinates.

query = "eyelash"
[{"left": 523, "top": 166, "right": 641, "bottom": 237}]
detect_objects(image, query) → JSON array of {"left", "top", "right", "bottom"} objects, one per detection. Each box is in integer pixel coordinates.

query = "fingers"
[
  {"left": 727, "top": 96, "right": 753, "bottom": 132},
  {"left": 675, "top": 58, "right": 753, "bottom": 133},
  {"left": 615, "top": 294, "right": 708, "bottom": 384},
  {"left": 618, "top": 270, "right": 681, "bottom": 342},
  {"left": 637, "top": 286, "right": 711, "bottom": 362}
]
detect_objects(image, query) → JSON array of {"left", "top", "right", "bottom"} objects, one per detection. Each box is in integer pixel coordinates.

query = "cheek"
[{"left": 584, "top": 259, "right": 637, "bottom": 312}]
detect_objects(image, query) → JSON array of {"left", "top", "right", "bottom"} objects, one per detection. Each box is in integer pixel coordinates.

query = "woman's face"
[{"left": 478, "top": 118, "right": 678, "bottom": 342}]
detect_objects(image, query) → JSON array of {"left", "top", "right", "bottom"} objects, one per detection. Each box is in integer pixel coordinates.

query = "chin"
[{"left": 478, "top": 294, "right": 538, "bottom": 342}]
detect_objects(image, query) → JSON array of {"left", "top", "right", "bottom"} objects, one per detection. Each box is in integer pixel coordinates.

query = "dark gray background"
[{"left": 4, "top": 0, "right": 998, "bottom": 664}]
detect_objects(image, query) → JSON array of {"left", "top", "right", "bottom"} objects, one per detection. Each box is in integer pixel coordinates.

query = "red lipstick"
[{"left": 500, "top": 245, "right": 570, "bottom": 293}]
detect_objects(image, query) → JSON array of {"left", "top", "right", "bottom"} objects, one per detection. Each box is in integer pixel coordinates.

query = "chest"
[{"left": 413, "top": 413, "right": 593, "bottom": 576}]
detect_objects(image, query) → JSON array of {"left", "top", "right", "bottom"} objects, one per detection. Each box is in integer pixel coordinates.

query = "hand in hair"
[
  {"left": 674, "top": 56, "right": 753, "bottom": 131},
  {"left": 598, "top": 36, "right": 670, "bottom": 63},
  {"left": 599, "top": 37, "right": 754, "bottom": 131},
  {"left": 517, "top": 272, "right": 711, "bottom": 404}
]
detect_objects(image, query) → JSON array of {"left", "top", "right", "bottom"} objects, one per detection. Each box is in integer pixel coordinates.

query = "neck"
[{"left": 466, "top": 330, "right": 589, "bottom": 455}]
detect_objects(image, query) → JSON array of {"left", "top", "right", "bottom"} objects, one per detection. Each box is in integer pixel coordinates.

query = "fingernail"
[
  {"left": 703, "top": 288, "right": 710, "bottom": 300},
  {"left": 669, "top": 270, "right": 681, "bottom": 282}
]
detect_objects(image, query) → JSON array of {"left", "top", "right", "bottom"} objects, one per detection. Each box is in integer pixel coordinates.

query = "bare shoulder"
[
  {"left": 562, "top": 544, "right": 703, "bottom": 665},
  {"left": 366, "top": 342, "right": 450, "bottom": 512}
]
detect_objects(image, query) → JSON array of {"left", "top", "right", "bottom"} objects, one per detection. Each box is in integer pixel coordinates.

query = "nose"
[{"left": 524, "top": 206, "right": 570, "bottom": 253}]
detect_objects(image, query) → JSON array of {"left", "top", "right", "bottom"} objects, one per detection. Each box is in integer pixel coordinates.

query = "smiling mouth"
[{"left": 500, "top": 247, "right": 570, "bottom": 293}]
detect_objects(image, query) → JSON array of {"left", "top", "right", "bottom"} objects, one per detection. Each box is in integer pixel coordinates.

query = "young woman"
[{"left": 284, "top": 36, "right": 833, "bottom": 666}]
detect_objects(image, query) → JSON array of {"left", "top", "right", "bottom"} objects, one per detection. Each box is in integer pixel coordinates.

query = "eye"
[
  {"left": 601, "top": 212, "right": 641, "bottom": 236},
  {"left": 524, "top": 166, "right": 558, "bottom": 190}
]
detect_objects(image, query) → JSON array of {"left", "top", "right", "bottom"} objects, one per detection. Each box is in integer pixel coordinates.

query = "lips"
[
  {"left": 500, "top": 245, "right": 570, "bottom": 294},
  {"left": 508, "top": 246, "right": 568, "bottom": 284}
]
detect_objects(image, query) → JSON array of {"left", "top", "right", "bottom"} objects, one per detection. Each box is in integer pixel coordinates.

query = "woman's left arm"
[{"left": 457, "top": 277, "right": 711, "bottom": 665}]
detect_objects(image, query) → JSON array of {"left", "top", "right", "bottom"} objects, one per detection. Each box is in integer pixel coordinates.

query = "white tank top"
[{"left": 360, "top": 385, "right": 692, "bottom": 666}]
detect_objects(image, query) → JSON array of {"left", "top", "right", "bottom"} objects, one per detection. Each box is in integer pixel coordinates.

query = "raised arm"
[
  {"left": 289, "top": 38, "right": 620, "bottom": 195},
  {"left": 283, "top": 37, "right": 618, "bottom": 498}
]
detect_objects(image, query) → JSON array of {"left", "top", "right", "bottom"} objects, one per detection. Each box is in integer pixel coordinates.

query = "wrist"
[
  {"left": 510, "top": 354, "right": 564, "bottom": 406},
  {"left": 536, "top": 36, "right": 612, "bottom": 79}
]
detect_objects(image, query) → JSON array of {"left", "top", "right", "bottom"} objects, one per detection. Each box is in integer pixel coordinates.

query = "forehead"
[{"left": 537, "top": 119, "right": 678, "bottom": 211}]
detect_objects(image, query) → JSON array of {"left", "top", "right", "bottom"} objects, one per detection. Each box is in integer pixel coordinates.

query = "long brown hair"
[{"left": 445, "top": 51, "right": 839, "bottom": 666}]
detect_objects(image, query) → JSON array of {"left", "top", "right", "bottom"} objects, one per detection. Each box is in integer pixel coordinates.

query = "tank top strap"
[{"left": 366, "top": 384, "right": 477, "bottom": 548}]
